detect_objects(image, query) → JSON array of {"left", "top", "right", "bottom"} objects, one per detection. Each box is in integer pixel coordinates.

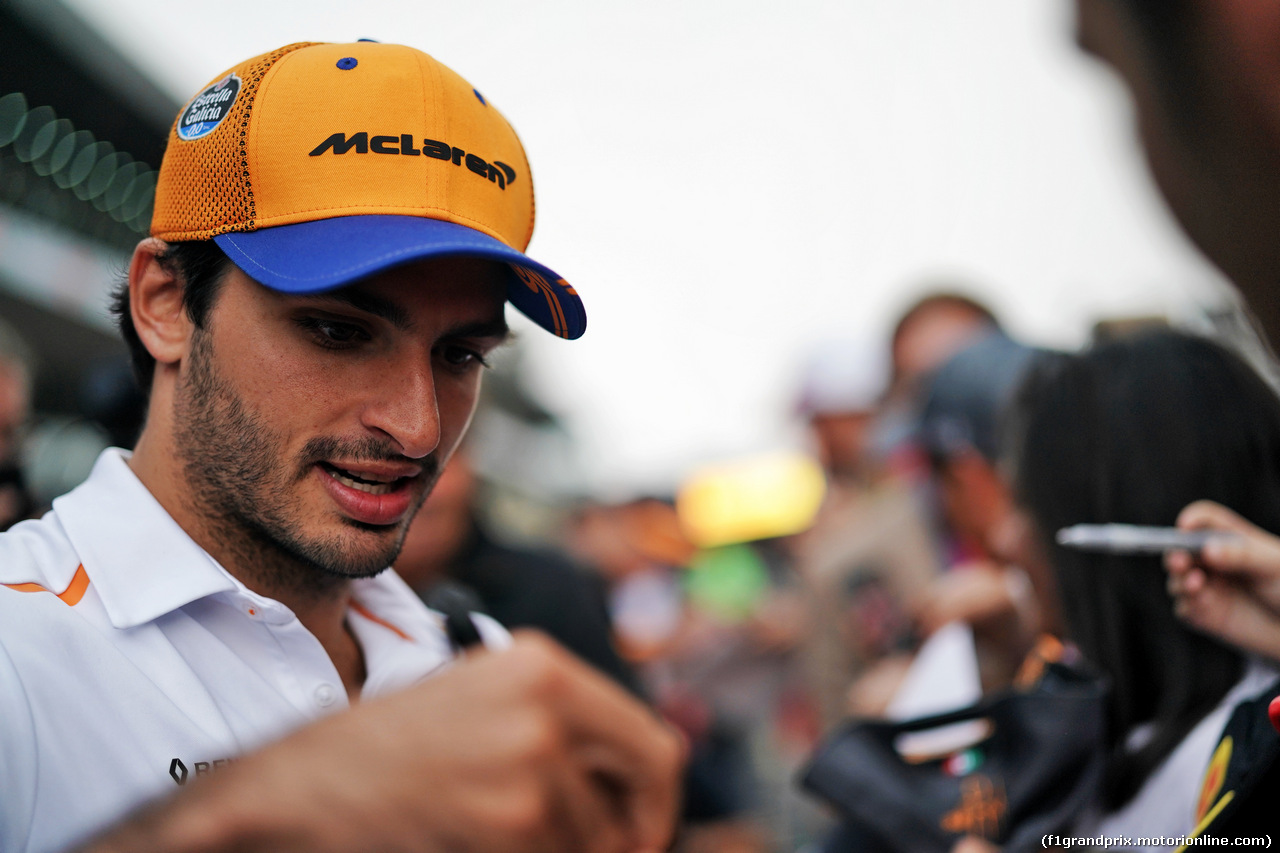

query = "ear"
[{"left": 128, "top": 238, "right": 192, "bottom": 368}]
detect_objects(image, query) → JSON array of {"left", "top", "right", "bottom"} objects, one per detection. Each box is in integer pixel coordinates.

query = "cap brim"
[{"left": 213, "top": 215, "right": 585, "bottom": 340}]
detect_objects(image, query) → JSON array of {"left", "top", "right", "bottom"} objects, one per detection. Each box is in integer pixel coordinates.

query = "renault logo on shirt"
[{"left": 169, "top": 756, "right": 237, "bottom": 786}]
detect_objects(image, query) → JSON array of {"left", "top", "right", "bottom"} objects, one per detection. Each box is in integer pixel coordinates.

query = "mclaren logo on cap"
[
  {"left": 177, "top": 75, "right": 241, "bottom": 141},
  {"left": 308, "top": 132, "right": 518, "bottom": 189}
]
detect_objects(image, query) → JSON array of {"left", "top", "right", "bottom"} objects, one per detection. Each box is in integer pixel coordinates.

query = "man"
[
  {"left": 871, "top": 292, "right": 1001, "bottom": 480},
  {"left": 1072, "top": 1, "right": 1280, "bottom": 346},
  {"left": 790, "top": 339, "right": 941, "bottom": 725},
  {"left": 913, "top": 332, "right": 1049, "bottom": 690},
  {"left": 888, "top": 293, "right": 1000, "bottom": 399},
  {"left": 0, "top": 41, "right": 680, "bottom": 852},
  {"left": 0, "top": 317, "right": 34, "bottom": 529}
]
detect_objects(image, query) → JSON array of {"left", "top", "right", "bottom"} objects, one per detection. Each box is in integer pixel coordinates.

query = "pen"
[{"left": 1055, "top": 524, "right": 1237, "bottom": 555}]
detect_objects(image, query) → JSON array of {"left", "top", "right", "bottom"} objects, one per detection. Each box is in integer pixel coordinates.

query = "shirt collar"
[
  {"left": 53, "top": 449, "right": 238, "bottom": 629},
  {"left": 349, "top": 571, "right": 454, "bottom": 695}
]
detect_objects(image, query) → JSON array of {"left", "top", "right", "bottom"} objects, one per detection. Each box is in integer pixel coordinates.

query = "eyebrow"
[
  {"left": 312, "top": 289, "right": 413, "bottom": 331},
  {"left": 447, "top": 318, "right": 511, "bottom": 343},
  {"left": 305, "top": 288, "right": 510, "bottom": 343}
]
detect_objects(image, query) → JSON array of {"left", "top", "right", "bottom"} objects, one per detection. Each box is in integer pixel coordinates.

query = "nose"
[{"left": 362, "top": 363, "right": 441, "bottom": 460}]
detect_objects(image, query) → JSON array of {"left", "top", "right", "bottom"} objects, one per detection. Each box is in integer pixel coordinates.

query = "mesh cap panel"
[{"left": 152, "top": 43, "right": 317, "bottom": 241}]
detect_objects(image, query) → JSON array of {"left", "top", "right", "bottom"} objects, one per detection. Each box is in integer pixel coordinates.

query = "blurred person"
[
  {"left": 568, "top": 498, "right": 692, "bottom": 665},
  {"left": 0, "top": 41, "right": 680, "bottom": 853},
  {"left": 874, "top": 292, "right": 1001, "bottom": 468},
  {"left": 853, "top": 290, "right": 1007, "bottom": 598},
  {"left": 797, "top": 339, "right": 890, "bottom": 485},
  {"left": 889, "top": 292, "right": 1000, "bottom": 398},
  {"left": 1004, "top": 330, "right": 1280, "bottom": 841},
  {"left": 665, "top": 537, "right": 809, "bottom": 852},
  {"left": 1074, "top": 2, "right": 1280, "bottom": 833},
  {"left": 790, "top": 339, "right": 941, "bottom": 728},
  {"left": 395, "top": 446, "right": 639, "bottom": 693},
  {"left": 0, "top": 317, "right": 34, "bottom": 529},
  {"left": 78, "top": 357, "right": 147, "bottom": 451},
  {"left": 1073, "top": 0, "right": 1280, "bottom": 348},
  {"left": 912, "top": 331, "right": 1051, "bottom": 691},
  {"left": 569, "top": 499, "right": 776, "bottom": 845}
]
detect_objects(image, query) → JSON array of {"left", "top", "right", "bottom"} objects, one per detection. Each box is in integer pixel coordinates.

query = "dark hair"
[
  {"left": 1006, "top": 330, "right": 1280, "bottom": 810},
  {"left": 110, "top": 240, "right": 233, "bottom": 392}
]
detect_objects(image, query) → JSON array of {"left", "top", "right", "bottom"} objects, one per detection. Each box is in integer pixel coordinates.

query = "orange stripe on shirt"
[
  {"left": 349, "top": 599, "right": 412, "bottom": 641},
  {"left": 2, "top": 564, "right": 90, "bottom": 606}
]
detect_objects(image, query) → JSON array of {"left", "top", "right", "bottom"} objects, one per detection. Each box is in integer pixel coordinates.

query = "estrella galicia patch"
[{"left": 177, "top": 74, "right": 241, "bottom": 141}]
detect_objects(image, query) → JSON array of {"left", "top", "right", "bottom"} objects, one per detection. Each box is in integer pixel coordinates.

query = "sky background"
[{"left": 63, "top": 0, "right": 1233, "bottom": 495}]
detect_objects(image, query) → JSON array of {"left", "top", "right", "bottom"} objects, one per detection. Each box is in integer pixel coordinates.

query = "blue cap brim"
[{"left": 213, "top": 215, "right": 586, "bottom": 340}]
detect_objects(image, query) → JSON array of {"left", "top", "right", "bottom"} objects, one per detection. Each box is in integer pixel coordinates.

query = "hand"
[
  {"left": 1166, "top": 500, "right": 1280, "bottom": 661},
  {"left": 81, "top": 632, "right": 684, "bottom": 853},
  {"left": 916, "top": 562, "right": 1025, "bottom": 638}
]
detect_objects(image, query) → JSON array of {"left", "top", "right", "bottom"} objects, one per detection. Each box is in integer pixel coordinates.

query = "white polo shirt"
[{"left": 0, "top": 449, "right": 504, "bottom": 853}]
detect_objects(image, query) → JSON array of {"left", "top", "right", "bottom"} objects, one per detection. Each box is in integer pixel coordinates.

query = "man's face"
[
  {"left": 809, "top": 411, "right": 874, "bottom": 480},
  {"left": 1074, "top": 0, "right": 1280, "bottom": 336},
  {"left": 892, "top": 305, "right": 990, "bottom": 391},
  {"left": 173, "top": 257, "right": 508, "bottom": 582}
]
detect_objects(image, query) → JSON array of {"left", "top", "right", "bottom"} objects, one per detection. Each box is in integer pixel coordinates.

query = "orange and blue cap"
[{"left": 151, "top": 41, "right": 585, "bottom": 339}]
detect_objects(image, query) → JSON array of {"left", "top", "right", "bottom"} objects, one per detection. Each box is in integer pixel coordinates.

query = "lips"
[
  {"left": 316, "top": 461, "right": 421, "bottom": 526},
  {"left": 325, "top": 465, "right": 399, "bottom": 495}
]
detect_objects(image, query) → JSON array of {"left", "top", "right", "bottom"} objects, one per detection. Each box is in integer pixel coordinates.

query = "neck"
[{"left": 130, "top": 422, "right": 367, "bottom": 699}]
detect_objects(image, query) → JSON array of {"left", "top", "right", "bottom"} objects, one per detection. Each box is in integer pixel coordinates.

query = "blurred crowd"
[
  {"left": 11, "top": 281, "right": 1280, "bottom": 852},
  {"left": 14, "top": 3, "right": 1280, "bottom": 851}
]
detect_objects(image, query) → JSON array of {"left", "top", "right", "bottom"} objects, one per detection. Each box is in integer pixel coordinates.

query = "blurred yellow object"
[{"left": 677, "top": 452, "right": 827, "bottom": 548}]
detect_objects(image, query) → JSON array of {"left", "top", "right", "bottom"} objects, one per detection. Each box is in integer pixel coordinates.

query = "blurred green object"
[{"left": 684, "top": 543, "right": 769, "bottom": 623}]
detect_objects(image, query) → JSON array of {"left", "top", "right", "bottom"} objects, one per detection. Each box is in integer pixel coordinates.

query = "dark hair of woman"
[{"left": 1005, "top": 329, "right": 1280, "bottom": 810}]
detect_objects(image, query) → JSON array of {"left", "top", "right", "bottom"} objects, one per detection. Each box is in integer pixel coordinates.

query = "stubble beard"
[{"left": 173, "top": 329, "right": 436, "bottom": 599}]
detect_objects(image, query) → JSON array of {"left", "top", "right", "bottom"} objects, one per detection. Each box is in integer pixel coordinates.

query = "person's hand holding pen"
[
  {"left": 79, "top": 631, "right": 684, "bottom": 853},
  {"left": 1165, "top": 500, "right": 1280, "bottom": 663}
]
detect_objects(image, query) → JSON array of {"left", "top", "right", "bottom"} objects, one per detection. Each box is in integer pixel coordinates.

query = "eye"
[
  {"left": 298, "top": 317, "right": 370, "bottom": 349},
  {"left": 438, "top": 344, "right": 490, "bottom": 372}
]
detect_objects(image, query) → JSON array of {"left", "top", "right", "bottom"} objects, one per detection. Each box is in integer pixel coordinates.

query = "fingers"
[
  {"left": 1165, "top": 556, "right": 1205, "bottom": 598},
  {"left": 1173, "top": 577, "right": 1280, "bottom": 663},
  {"left": 1177, "top": 500, "right": 1259, "bottom": 535},
  {"left": 546, "top": 747, "right": 629, "bottom": 853},
  {"left": 1201, "top": 533, "right": 1280, "bottom": 575},
  {"left": 1174, "top": 500, "right": 1280, "bottom": 578},
  {"left": 80, "top": 634, "right": 684, "bottom": 853},
  {"left": 498, "top": 632, "right": 685, "bottom": 852},
  {"left": 1164, "top": 547, "right": 1192, "bottom": 575}
]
